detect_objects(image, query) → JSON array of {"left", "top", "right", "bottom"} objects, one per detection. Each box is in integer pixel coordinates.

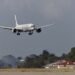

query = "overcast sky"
[{"left": 0, "top": 0, "right": 75, "bottom": 58}]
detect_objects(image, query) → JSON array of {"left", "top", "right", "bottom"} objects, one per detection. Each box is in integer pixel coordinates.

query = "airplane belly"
[{"left": 23, "top": 26, "right": 34, "bottom": 31}]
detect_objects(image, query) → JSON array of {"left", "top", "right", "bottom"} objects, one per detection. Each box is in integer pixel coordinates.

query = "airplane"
[{"left": 0, "top": 15, "right": 54, "bottom": 35}]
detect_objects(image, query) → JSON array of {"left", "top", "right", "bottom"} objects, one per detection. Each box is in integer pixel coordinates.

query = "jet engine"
[
  {"left": 36, "top": 28, "right": 41, "bottom": 33},
  {"left": 12, "top": 29, "right": 17, "bottom": 33}
]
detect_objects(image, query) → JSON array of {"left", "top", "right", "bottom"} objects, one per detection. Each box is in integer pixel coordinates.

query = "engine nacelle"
[
  {"left": 12, "top": 29, "right": 17, "bottom": 33},
  {"left": 36, "top": 28, "right": 42, "bottom": 33}
]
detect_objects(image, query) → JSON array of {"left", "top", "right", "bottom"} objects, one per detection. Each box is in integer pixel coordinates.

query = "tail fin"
[{"left": 15, "top": 15, "right": 18, "bottom": 26}]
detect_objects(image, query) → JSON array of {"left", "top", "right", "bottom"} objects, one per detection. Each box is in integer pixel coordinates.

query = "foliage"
[
  {"left": 1, "top": 47, "right": 75, "bottom": 68},
  {"left": 16, "top": 47, "right": 75, "bottom": 68},
  {"left": 17, "top": 50, "right": 59, "bottom": 68}
]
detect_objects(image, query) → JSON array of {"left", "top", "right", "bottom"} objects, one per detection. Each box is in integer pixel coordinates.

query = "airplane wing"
[
  {"left": 0, "top": 26, "right": 13, "bottom": 30},
  {"left": 39, "top": 24, "right": 54, "bottom": 28}
]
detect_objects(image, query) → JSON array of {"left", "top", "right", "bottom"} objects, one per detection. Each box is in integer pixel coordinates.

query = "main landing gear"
[
  {"left": 28, "top": 32, "right": 33, "bottom": 35},
  {"left": 17, "top": 32, "right": 20, "bottom": 35}
]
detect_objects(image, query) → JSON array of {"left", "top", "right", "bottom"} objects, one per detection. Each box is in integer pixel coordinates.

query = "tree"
[
  {"left": 67, "top": 47, "right": 75, "bottom": 61},
  {"left": 17, "top": 57, "right": 25, "bottom": 68},
  {"left": 16, "top": 50, "right": 61, "bottom": 68},
  {"left": 17, "top": 57, "right": 23, "bottom": 60},
  {"left": 61, "top": 53, "right": 67, "bottom": 59}
]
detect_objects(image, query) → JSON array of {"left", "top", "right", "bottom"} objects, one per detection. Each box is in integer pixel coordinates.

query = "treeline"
[
  {"left": 17, "top": 47, "right": 75, "bottom": 68},
  {"left": 17, "top": 50, "right": 60, "bottom": 68},
  {"left": 61, "top": 47, "right": 75, "bottom": 61}
]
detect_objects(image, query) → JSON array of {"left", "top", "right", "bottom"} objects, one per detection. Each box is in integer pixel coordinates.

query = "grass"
[{"left": 0, "top": 68, "right": 75, "bottom": 72}]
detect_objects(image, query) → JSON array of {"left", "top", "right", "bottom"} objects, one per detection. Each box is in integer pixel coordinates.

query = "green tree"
[
  {"left": 67, "top": 47, "right": 75, "bottom": 61},
  {"left": 17, "top": 50, "right": 60, "bottom": 68},
  {"left": 17, "top": 57, "right": 25, "bottom": 68},
  {"left": 61, "top": 53, "right": 67, "bottom": 59}
]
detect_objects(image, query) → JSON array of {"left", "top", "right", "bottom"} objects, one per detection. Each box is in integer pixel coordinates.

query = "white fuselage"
[{"left": 15, "top": 24, "right": 35, "bottom": 32}]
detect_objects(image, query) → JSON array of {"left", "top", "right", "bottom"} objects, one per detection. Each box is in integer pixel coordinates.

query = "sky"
[{"left": 0, "top": 0, "right": 75, "bottom": 58}]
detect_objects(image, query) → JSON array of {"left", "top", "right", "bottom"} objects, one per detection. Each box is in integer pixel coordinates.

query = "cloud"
[
  {"left": 0, "top": 0, "right": 73, "bottom": 20},
  {"left": 33, "top": 0, "right": 72, "bottom": 19},
  {"left": 0, "top": 0, "right": 74, "bottom": 58}
]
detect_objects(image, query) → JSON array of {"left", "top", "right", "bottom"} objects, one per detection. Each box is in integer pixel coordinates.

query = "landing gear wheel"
[
  {"left": 36, "top": 28, "right": 41, "bottom": 33},
  {"left": 28, "top": 32, "right": 33, "bottom": 35},
  {"left": 17, "top": 33, "right": 20, "bottom": 35}
]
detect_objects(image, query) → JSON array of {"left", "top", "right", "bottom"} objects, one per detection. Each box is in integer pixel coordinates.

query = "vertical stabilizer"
[{"left": 15, "top": 15, "right": 18, "bottom": 26}]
